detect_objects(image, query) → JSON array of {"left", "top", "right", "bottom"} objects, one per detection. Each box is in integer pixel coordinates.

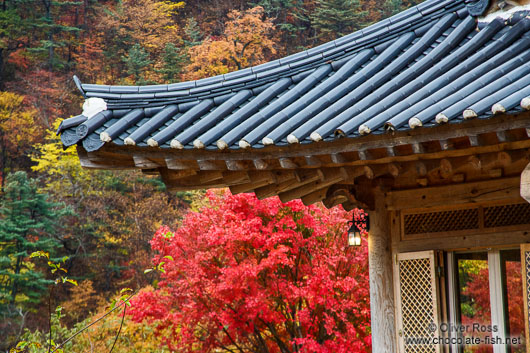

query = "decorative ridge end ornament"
[
  {"left": 262, "top": 137, "right": 274, "bottom": 146},
  {"left": 193, "top": 139, "right": 205, "bottom": 149},
  {"left": 216, "top": 140, "right": 229, "bottom": 150},
  {"left": 435, "top": 113, "right": 449, "bottom": 124},
  {"left": 466, "top": 0, "right": 491, "bottom": 16},
  {"left": 408, "top": 117, "right": 422, "bottom": 129},
  {"left": 147, "top": 138, "right": 159, "bottom": 147},
  {"left": 82, "top": 98, "right": 107, "bottom": 119},
  {"left": 73, "top": 75, "right": 86, "bottom": 98},
  {"left": 124, "top": 137, "right": 136, "bottom": 146},
  {"left": 100, "top": 132, "right": 112, "bottom": 142},
  {"left": 170, "top": 139, "right": 183, "bottom": 149},
  {"left": 358, "top": 124, "right": 371, "bottom": 135},
  {"left": 310, "top": 132, "right": 322, "bottom": 142},
  {"left": 479, "top": 1, "right": 530, "bottom": 21},
  {"left": 521, "top": 96, "right": 530, "bottom": 110},
  {"left": 287, "top": 134, "right": 299, "bottom": 144},
  {"left": 491, "top": 103, "right": 506, "bottom": 114},
  {"left": 463, "top": 109, "right": 478, "bottom": 119},
  {"left": 239, "top": 139, "right": 251, "bottom": 149}
]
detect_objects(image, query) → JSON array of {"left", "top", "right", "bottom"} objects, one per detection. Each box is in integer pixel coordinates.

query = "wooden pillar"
[
  {"left": 368, "top": 190, "right": 396, "bottom": 353},
  {"left": 521, "top": 162, "right": 530, "bottom": 203}
]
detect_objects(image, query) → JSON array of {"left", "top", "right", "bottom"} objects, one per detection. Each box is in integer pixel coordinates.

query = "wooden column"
[
  {"left": 368, "top": 190, "right": 397, "bottom": 353},
  {"left": 521, "top": 162, "right": 530, "bottom": 203}
]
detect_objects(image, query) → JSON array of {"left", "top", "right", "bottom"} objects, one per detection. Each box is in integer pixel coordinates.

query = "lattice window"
[
  {"left": 395, "top": 251, "right": 440, "bottom": 353},
  {"left": 523, "top": 245, "right": 530, "bottom": 350},
  {"left": 484, "top": 203, "right": 530, "bottom": 228},
  {"left": 402, "top": 201, "right": 530, "bottom": 238},
  {"left": 403, "top": 208, "right": 479, "bottom": 235}
]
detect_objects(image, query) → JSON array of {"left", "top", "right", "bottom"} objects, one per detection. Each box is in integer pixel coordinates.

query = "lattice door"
[
  {"left": 394, "top": 251, "right": 442, "bottom": 353},
  {"left": 521, "top": 244, "right": 530, "bottom": 351}
]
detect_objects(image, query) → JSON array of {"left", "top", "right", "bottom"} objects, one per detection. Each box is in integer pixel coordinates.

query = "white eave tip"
[
  {"left": 435, "top": 113, "right": 448, "bottom": 124},
  {"left": 193, "top": 139, "right": 205, "bottom": 149},
  {"left": 262, "top": 137, "right": 274, "bottom": 145},
  {"left": 491, "top": 104, "right": 505, "bottom": 115},
  {"left": 100, "top": 132, "right": 112, "bottom": 142},
  {"left": 239, "top": 139, "right": 251, "bottom": 149},
  {"left": 310, "top": 132, "right": 322, "bottom": 142},
  {"left": 216, "top": 140, "right": 228, "bottom": 150},
  {"left": 521, "top": 97, "right": 530, "bottom": 110},
  {"left": 408, "top": 117, "right": 422, "bottom": 129},
  {"left": 147, "top": 138, "right": 159, "bottom": 147},
  {"left": 124, "top": 137, "right": 136, "bottom": 146},
  {"left": 358, "top": 125, "right": 371, "bottom": 135},
  {"left": 463, "top": 109, "right": 478, "bottom": 119},
  {"left": 170, "top": 139, "right": 183, "bottom": 149},
  {"left": 82, "top": 97, "right": 107, "bottom": 119},
  {"left": 286, "top": 134, "right": 299, "bottom": 144}
]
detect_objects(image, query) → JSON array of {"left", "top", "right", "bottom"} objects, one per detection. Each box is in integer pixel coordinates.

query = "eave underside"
[{"left": 77, "top": 112, "right": 530, "bottom": 210}]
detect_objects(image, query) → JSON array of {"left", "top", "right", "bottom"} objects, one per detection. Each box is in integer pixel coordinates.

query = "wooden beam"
[
  {"left": 198, "top": 171, "right": 224, "bottom": 184},
  {"left": 304, "top": 155, "right": 321, "bottom": 167},
  {"left": 198, "top": 159, "right": 225, "bottom": 170},
  {"left": 165, "top": 158, "right": 196, "bottom": 170},
  {"left": 225, "top": 160, "right": 246, "bottom": 171},
  {"left": 301, "top": 187, "right": 329, "bottom": 205},
  {"left": 249, "top": 171, "right": 276, "bottom": 184},
  {"left": 358, "top": 150, "right": 371, "bottom": 160},
  {"left": 468, "top": 135, "right": 479, "bottom": 147},
  {"left": 411, "top": 142, "right": 425, "bottom": 154},
  {"left": 278, "top": 173, "right": 343, "bottom": 203},
  {"left": 78, "top": 154, "right": 134, "bottom": 169},
  {"left": 295, "top": 169, "right": 320, "bottom": 183},
  {"left": 477, "top": 152, "right": 511, "bottom": 171},
  {"left": 438, "top": 158, "right": 453, "bottom": 179},
  {"left": 330, "top": 153, "right": 348, "bottom": 164},
  {"left": 386, "top": 177, "right": 522, "bottom": 210},
  {"left": 271, "top": 170, "right": 295, "bottom": 184},
  {"left": 439, "top": 139, "right": 452, "bottom": 151},
  {"left": 229, "top": 179, "right": 272, "bottom": 195},
  {"left": 256, "top": 171, "right": 321, "bottom": 199},
  {"left": 133, "top": 155, "right": 160, "bottom": 169},
  {"left": 253, "top": 159, "right": 269, "bottom": 170},
  {"left": 141, "top": 168, "right": 158, "bottom": 175},
  {"left": 254, "top": 179, "right": 299, "bottom": 199},
  {"left": 279, "top": 158, "right": 298, "bottom": 169},
  {"left": 222, "top": 171, "right": 250, "bottom": 185},
  {"left": 340, "top": 166, "right": 364, "bottom": 181},
  {"left": 160, "top": 169, "right": 197, "bottom": 180},
  {"left": 363, "top": 164, "right": 394, "bottom": 179}
]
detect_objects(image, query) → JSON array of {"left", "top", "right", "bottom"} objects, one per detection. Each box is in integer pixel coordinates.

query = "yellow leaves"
[
  {"left": 183, "top": 6, "right": 277, "bottom": 81},
  {"left": 0, "top": 91, "right": 38, "bottom": 151},
  {"left": 31, "top": 119, "right": 89, "bottom": 195}
]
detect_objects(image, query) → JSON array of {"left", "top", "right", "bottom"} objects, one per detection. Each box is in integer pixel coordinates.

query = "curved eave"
[{"left": 60, "top": 0, "right": 530, "bottom": 155}]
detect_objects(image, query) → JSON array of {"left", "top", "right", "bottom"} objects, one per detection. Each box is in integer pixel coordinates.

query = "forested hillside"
[{"left": 0, "top": 0, "right": 420, "bottom": 351}]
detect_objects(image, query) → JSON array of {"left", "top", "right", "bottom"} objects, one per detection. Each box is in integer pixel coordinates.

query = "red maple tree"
[{"left": 129, "top": 190, "right": 371, "bottom": 353}]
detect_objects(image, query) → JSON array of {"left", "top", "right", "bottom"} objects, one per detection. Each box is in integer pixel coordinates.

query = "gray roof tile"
[{"left": 62, "top": 0, "right": 530, "bottom": 152}]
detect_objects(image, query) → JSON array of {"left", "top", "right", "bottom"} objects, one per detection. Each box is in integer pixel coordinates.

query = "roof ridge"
[{"left": 74, "top": 0, "right": 467, "bottom": 99}]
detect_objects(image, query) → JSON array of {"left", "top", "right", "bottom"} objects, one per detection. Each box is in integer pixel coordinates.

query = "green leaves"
[{"left": 122, "top": 43, "right": 152, "bottom": 85}]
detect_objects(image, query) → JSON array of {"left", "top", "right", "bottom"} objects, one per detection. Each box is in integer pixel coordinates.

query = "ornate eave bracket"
[{"left": 467, "top": 0, "right": 491, "bottom": 16}]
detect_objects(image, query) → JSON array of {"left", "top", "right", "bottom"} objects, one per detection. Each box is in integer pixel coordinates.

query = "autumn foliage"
[{"left": 129, "top": 191, "right": 371, "bottom": 353}]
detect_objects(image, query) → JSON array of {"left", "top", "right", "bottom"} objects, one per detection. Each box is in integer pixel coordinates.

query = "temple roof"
[{"left": 59, "top": 0, "right": 530, "bottom": 153}]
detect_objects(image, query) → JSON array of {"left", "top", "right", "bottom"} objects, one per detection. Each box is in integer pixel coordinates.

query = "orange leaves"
[{"left": 183, "top": 6, "right": 277, "bottom": 81}]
